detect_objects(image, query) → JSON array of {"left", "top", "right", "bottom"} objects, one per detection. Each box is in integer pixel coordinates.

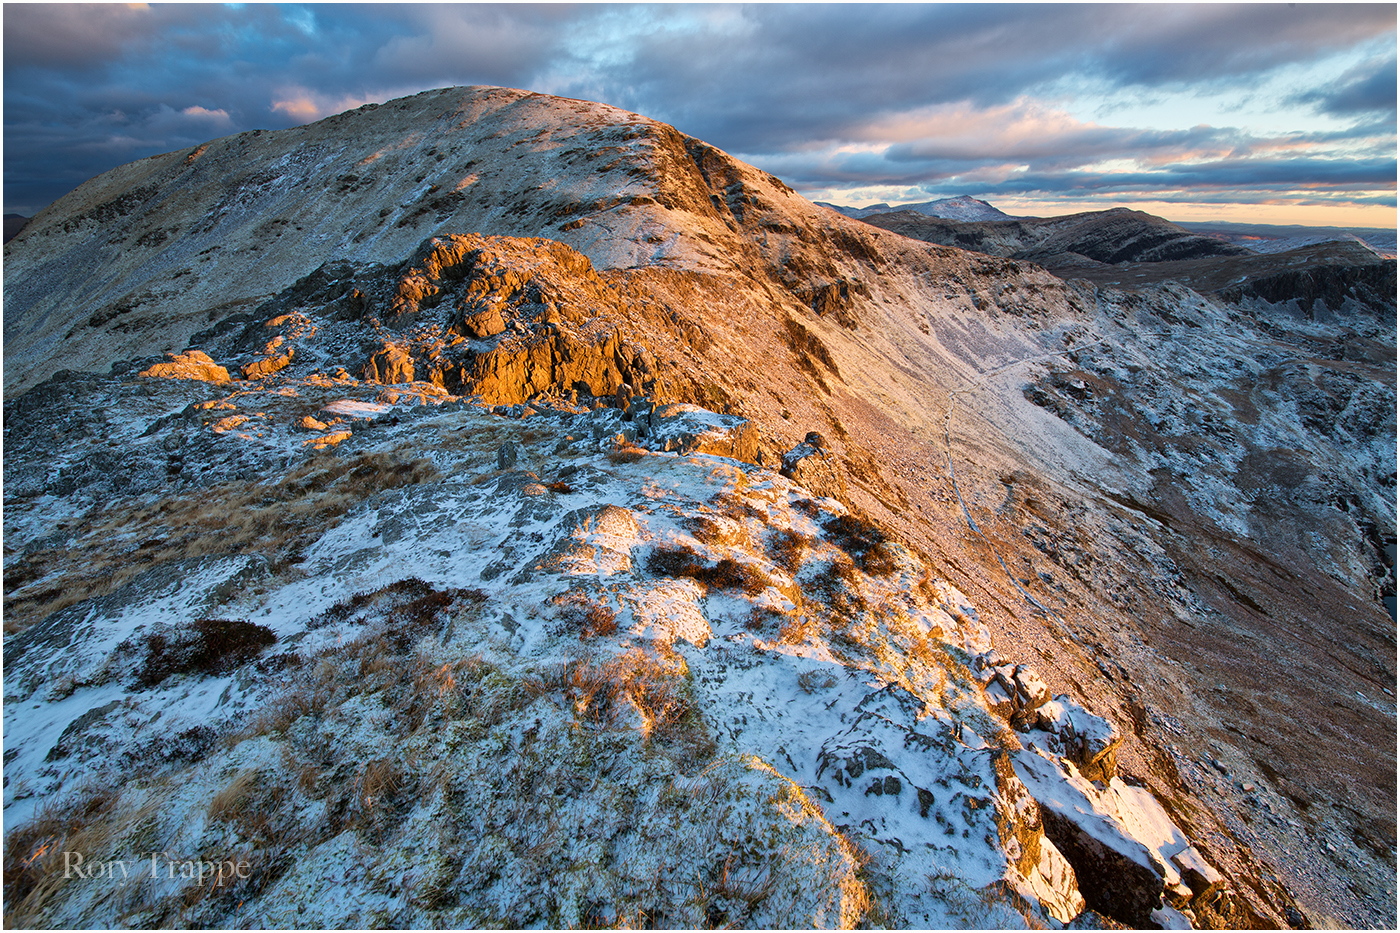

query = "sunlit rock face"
[{"left": 4, "top": 85, "right": 1394, "bottom": 929}]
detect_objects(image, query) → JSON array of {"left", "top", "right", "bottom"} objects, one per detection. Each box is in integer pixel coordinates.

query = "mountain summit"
[{"left": 4, "top": 86, "right": 1395, "bottom": 929}]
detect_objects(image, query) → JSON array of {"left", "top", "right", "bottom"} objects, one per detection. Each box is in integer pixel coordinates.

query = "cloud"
[
  {"left": 368, "top": 4, "right": 572, "bottom": 88},
  {"left": 269, "top": 87, "right": 379, "bottom": 123},
  {"left": 2, "top": 3, "right": 1394, "bottom": 220},
  {"left": 576, "top": 3, "right": 1398, "bottom": 154},
  {"left": 180, "top": 105, "right": 231, "bottom": 124},
  {"left": 1295, "top": 54, "right": 1399, "bottom": 117}
]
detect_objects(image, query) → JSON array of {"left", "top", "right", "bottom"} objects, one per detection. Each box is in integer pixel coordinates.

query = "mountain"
[
  {"left": 860, "top": 206, "right": 1251, "bottom": 265},
  {"left": 859, "top": 206, "right": 1397, "bottom": 311},
  {"left": 1178, "top": 221, "right": 1398, "bottom": 259},
  {"left": 4, "top": 86, "right": 1396, "bottom": 929},
  {"left": 817, "top": 195, "right": 1012, "bottom": 222},
  {"left": 3, "top": 213, "right": 29, "bottom": 243}
]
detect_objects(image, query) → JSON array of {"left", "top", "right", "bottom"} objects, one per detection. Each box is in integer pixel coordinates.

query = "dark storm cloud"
[
  {"left": 3, "top": 3, "right": 1396, "bottom": 216},
  {"left": 2, "top": 3, "right": 564, "bottom": 212}
]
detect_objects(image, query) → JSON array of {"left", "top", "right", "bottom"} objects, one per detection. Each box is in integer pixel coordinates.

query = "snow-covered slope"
[{"left": 3, "top": 356, "right": 1213, "bottom": 927}]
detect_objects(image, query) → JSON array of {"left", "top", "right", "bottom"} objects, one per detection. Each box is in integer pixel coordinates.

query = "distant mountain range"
[
  {"left": 818, "top": 198, "right": 1396, "bottom": 258},
  {"left": 1179, "top": 221, "right": 1396, "bottom": 258},
  {"left": 815, "top": 194, "right": 1011, "bottom": 222}
]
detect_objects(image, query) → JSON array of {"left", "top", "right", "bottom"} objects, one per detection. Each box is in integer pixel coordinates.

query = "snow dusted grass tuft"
[
  {"left": 645, "top": 543, "right": 774, "bottom": 596},
  {"left": 130, "top": 617, "right": 277, "bottom": 687},
  {"left": 3, "top": 783, "right": 134, "bottom": 926}
]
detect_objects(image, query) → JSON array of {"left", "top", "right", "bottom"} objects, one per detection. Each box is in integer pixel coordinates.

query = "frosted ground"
[{"left": 5, "top": 377, "right": 1208, "bottom": 928}]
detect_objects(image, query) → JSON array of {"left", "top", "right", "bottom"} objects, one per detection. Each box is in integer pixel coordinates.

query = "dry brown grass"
[
  {"left": 131, "top": 618, "right": 277, "bottom": 687},
  {"left": 797, "top": 669, "right": 837, "bottom": 693},
  {"left": 804, "top": 559, "right": 870, "bottom": 622},
  {"left": 744, "top": 606, "right": 787, "bottom": 633},
  {"left": 710, "top": 491, "right": 768, "bottom": 522},
  {"left": 779, "top": 616, "right": 816, "bottom": 645},
  {"left": 823, "top": 510, "right": 896, "bottom": 575},
  {"left": 768, "top": 528, "right": 814, "bottom": 575},
  {"left": 605, "top": 436, "right": 648, "bottom": 464},
  {"left": 207, "top": 769, "right": 261, "bottom": 824},
  {"left": 646, "top": 545, "right": 773, "bottom": 596},
  {"left": 566, "top": 649, "right": 707, "bottom": 748},
  {"left": 3, "top": 450, "right": 442, "bottom": 635},
  {"left": 2, "top": 783, "right": 154, "bottom": 928},
  {"left": 552, "top": 591, "right": 620, "bottom": 639}
]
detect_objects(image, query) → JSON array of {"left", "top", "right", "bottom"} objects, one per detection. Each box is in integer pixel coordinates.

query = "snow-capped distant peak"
[{"left": 816, "top": 195, "right": 1010, "bottom": 222}]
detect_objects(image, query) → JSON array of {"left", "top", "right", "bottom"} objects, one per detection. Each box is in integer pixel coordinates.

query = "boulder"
[
  {"left": 990, "top": 751, "right": 1087, "bottom": 924},
  {"left": 459, "top": 305, "right": 507, "bottom": 339},
  {"left": 496, "top": 442, "right": 518, "bottom": 470},
  {"left": 363, "top": 345, "right": 415, "bottom": 384},
  {"left": 138, "top": 350, "right": 231, "bottom": 385},
  {"left": 1014, "top": 751, "right": 1167, "bottom": 928},
  {"left": 781, "top": 438, "right": 846, "bottom": 500},
  {"left": 242, "top": 349, "right": 294, "bottom": 380},
  {"left": 1031, "top": 696, "right": 1123, "bottom": 783},
  {"left": 646, "top": 403, "right": 758, "bottom": 464},
  {"left": 984, "top": 663, "right": 1054, "bottom": 729},
  {"left": 1170, "top": 846, "right": 1223, "bottom": 902}
]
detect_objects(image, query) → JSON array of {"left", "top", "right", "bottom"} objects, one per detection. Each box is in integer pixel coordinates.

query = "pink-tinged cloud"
[
  {"left": 270, "top": 88, "right": 379, "bottom": 124},
  {"left": 180, "top": 106, "right": 230, "bottom": 123},
  {"left": 854, "top": 99, "right": 1246, "bottom": 167}
]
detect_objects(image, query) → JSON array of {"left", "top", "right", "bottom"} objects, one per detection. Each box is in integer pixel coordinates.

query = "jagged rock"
[
  {"left": 1013, "top": 751, "right": 1168, "bottom": 927},
  {"left": 241, "top": 349, "right": 294, "bottom": 380},
  {"left": 298, "top": 416, "right": 327, "bottom": 432},
  {"left": 1030, "top": 696, "right": 1123, "bottom": 783},
  {"left": 138, "top": 350, "right": 230, "bottom": 384},
  {"left": 781, "top": 437, "right": 846, "bottom": 500},
  {"left": 816, "top": 686, "right": 1088, "bottom": 925},
  {"left": 647, "top": 403, "right": 758, "bottom": 463},
  {"left": 990, "top": 751, "right": 1087, "bottom": 924},
  {"left": 363, "top": 344, "right": 414, "bottom": 384},
  {"left": 1171, "top": 846, "right": 1224, "bottom": 902},
  {"left": 984, "top": 663, "right": 1054, "bottom": 728},
  {"left": 460, "top": 305, "right": 507, "bottom": 339}
]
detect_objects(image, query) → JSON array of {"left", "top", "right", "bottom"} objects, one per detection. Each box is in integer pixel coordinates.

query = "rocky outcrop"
[
  {"left": 974, "top": 655, "right": 1123, "bottom": 784},
  {"left": 1029, "top": 697, "right": 1124, "bottom": 785},
  {"left": 138, "top": 350, "right": 230, "bottom": 384},
  {"left": 646, "top": 403, "right": 759, "bottom": 463},
  {"left": 362, "top": 344, "right": 415, "bottom": 384},
  {"left": 242, "top": 349, "right": 295, "bottom": 380},
  {"left": 781, "top": 434, "right": 846, "bottom": 500},
  {"left": 1014, "top": 752, "right": 1168, "bottom": 927},
  {"left": 1219, "top": 249, "right": 1398, "bottom": 316}
]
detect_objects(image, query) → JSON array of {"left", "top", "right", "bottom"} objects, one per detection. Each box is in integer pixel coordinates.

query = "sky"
[{"left": 3, "top": 2, "right": 1396, "bottom": 227}]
